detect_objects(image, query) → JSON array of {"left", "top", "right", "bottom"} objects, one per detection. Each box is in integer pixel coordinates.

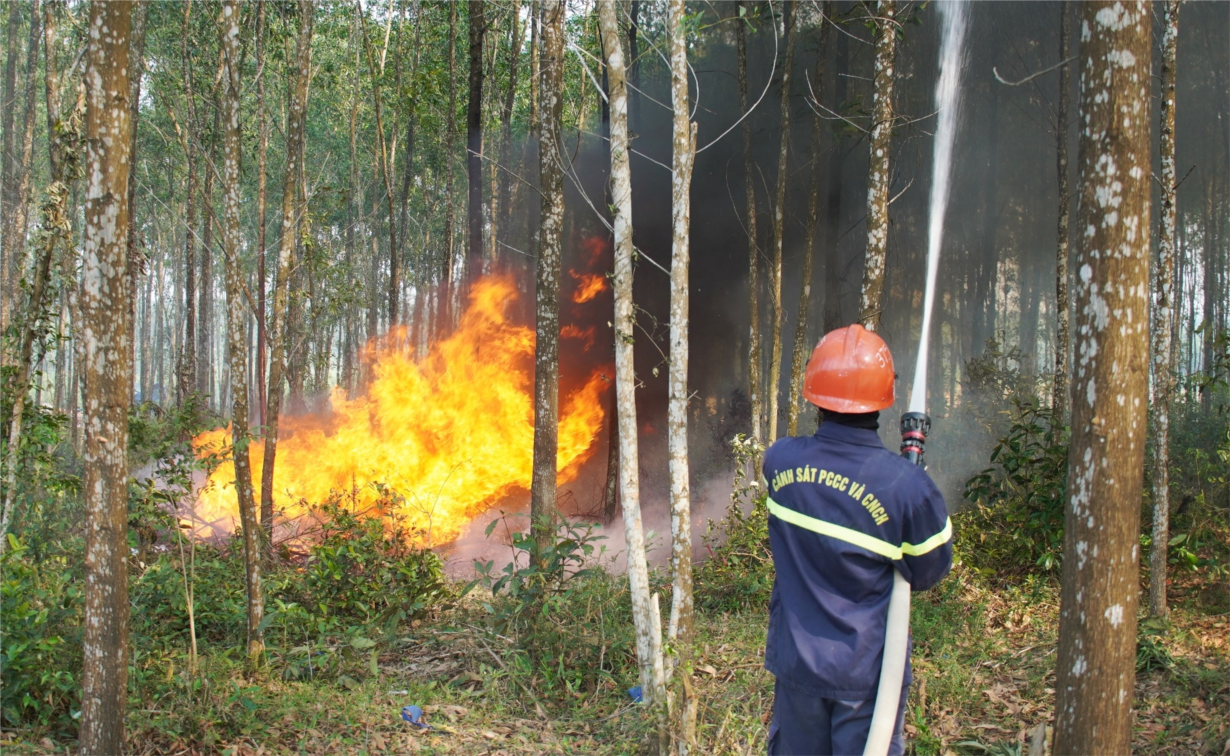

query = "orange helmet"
[{"left": 802, "top": 324, "right": 895, "bottom": 412}]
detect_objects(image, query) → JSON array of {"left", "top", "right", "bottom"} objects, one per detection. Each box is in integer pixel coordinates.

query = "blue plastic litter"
[
  {"left": 627, "top": 685, "right": 643, "bottom": 703},
  {"left": 400, "top": 705, "right": 433, "bottom": 730}
]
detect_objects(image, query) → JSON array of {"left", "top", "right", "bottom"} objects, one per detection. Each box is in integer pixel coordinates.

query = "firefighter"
[{"left": 763, "top": 324, "right": 953, "bottom": 756}]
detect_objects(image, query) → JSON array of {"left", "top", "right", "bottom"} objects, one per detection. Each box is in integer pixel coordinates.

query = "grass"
[{"left": 4, "top": 559, "right": 1227, "bottom": 755}]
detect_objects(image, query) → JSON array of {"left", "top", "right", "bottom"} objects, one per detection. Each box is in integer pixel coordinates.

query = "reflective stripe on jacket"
[{"left": 763, "top": 421, "right": 952, "bottom": 699}]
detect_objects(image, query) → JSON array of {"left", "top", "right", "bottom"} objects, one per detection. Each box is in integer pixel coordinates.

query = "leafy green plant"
[
  {"left": 959, "top": 400, "right": 1068, "bottom": 576},
  {"left": 298, "top": 499, "right": 449, "bottom": 631},
  {"left": 0, "top": 535, "right": 82, "bottom": 730},
  {"left": 473, "top": 514, "right": 605, "bottom": 637},
  {"left": 1136, "top": 617, "right": 1174, "bottom": 673},
  {"left": 696, "top": 434, "right": 774, "bottom": 613},
  {"left": 471, "top": 515, "right": 634, "bottom": 693}
]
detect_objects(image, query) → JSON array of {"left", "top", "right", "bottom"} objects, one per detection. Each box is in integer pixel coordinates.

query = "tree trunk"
[
  {"left": 4, "top": 0, "right": 43, "bottom": 319},
  {"left": 467, "top": 0, "right": 485, "bottom": 271},
  {"left": 665, "top": 2, "right": 697, "bottom": 750},
  {"left": 0, "top": 2, "right": 20, "bottom": 322},
  {"left": 530, "top": 0, "right": 564, "bottom": 554},
  {"left": 441, "top": 0, "right": 458, "bottom": 336},
  {"left": 177, "top": 0, "right": 197, "bottom": 405},
  {"left": 1053, "top": 4, "right": 1151, "bottom": 753},
  {"left": 496, "top": 6, "right": 524, "bottom": 252},
  {"left": 787, "top": 8, "right": 830, "bottom": 436},
  {"left": 79, "top": 3, "right": 133, "bottom": 751},
  {"left": 766, "top": 0, "right": 794, "bottom": 443},
  {"left": 823, "top": 28, "right": 849, "bottom": 332},
  {"left": 736, "top": 0, "right": 762, "bottom": 447},
  {"left": 261, "top": 0, "right": 314, "bottom": 546},
  {"left": 357, "top": 0, "right": 400, "bottom": 327},
  {"left": 857, "top": 0, "right": 896, "bottom": 331},
  {"left": 0, "top": 194, "right": 58, "bottom": 556},
  {"left": 627, "top": 0, "right": 640, "bottom": 130},
  {"left": 255, "top": 0, "right": 268, "bottom": 432},
  {"left": 199, "top": 161, "right": 213, "bottom": 402},
  {"left": 1149, "top": 0, "right": 1180, "bottom": 621},
  {"left": 597, "top": 0, "right": 666, "bottom": 718},
  {"left": 125, "top": 0, "right": 147, "bottom": 400},
  {"left": 1053, "top": 1, "right": 1072, "bottom": 422},
  {"left": 217, "top": 0, "right": 263, "bottom": 663}
]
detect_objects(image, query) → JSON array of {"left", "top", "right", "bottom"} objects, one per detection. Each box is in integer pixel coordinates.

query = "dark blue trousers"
[{"left": 767, "top": 678, "right": 908, "bottom": 756}]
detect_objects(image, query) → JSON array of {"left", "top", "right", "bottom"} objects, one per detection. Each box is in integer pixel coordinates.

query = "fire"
[
  {"left": 570, "top": 271, "right": 607, "bottom": 303},
  {"left": 561, "top": 324, "right": 596, "bottom": 350},
  {"left": 192, "top": 277, "right": 607, "bottom": 547}
]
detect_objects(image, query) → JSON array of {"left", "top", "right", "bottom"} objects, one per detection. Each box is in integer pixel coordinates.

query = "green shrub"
[
  {"left": 0, "top": 535, "right": 82, "bottom": 731},
  {"left": 696, "top": 434, "right": 774, "bottom": 613},
  {"left": 297, "top": 499, "right": 449, "bottom": 630},
  {"left": 472, "top": 516, "right": 635, "bottom": 693},
  {"left": 959, "top": 400, "right": 1068, "bottom": 577}
]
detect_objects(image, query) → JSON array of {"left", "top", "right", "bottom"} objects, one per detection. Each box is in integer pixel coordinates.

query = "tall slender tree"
[
  {"left": 217, "top": 0, "right": 263, "bottom": 664},
  {"left": 1053, "top": 1, "right": 1072, "bottom": 422},
  {"left": 530, "top": 0, "right": 565, "bottom": 554},
  {"left": 124, "top": 0, "right": 148, "bottom": 398},
  {"left": 261, "top": 0, "right": 315, "bottom": 543},
  {"left": 255, "top": 0, "right": 269, "bottom": 430},
  {"left": 0, "top": 3, "right": 21, "bottom": 320},
  {"left": 0, "top": 1, "right": 47, "bottom": 556},
  {"left": 858, "top": 0, "right": 897, "bottom": 331},
  {"left": 177, "top": 0, "right": 198, "bottom": 404},
  {"left": 1149, "top": 0, "right": 1181, "bottom": 620},
  {"left": 665, "top": 2, "right": 697, "bottom": 749},
  {"left": 597, "top": 0, "right": 666, "bottom": 720},
  {"left": 79, "top": 2, "right": 133, "bottom": 750},
  {"left": 766, "top": 0, "right": 794, "bottom": 443},
  {"left": 358, "top": 0, "right": 400, "bottom": 326},
  {"left": 1053, "top": 3, "right": 1151, "bottom": 752},
  {"left": 4, "top": 0, "right": 43, "bottom": 308},
  {"left": 467, "top": 0, "right": 485, "bottom": 270},
  {"left": 787, "top": 6, "right": 831, "bottom": 436},
  {"left": 737, "top": 0, "right": 763, "bottom": 447}
]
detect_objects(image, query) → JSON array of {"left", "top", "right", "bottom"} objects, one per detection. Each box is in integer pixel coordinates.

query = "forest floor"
[{"left": 4, "top": 562, "right": 1227, "bottom": 756}]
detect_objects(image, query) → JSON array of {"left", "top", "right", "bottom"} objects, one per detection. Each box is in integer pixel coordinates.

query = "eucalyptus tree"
[
  {"left": 530, "top": 0, "right": 566, "bottom": 554},
  {"left": 79, "top": 1, "right": 133, "bottom": 750},
  {"left": 765, "top": 0, "right": 794, "bottom": 443},
  {"left": 858, "top": 0, "right": 897, "bottom": 331},
  {"left": 1150, "top": 0, "right": 1181, "bottom": 621},
  {"left": 1054, "top": 3, "right": 1151, "bottom": 752},
  {"left": 737, "top": 0, "right": 763, "bottom": 447},
  {"left": 665, "top": 3, "right": 698, "bottom": 749},
  {"left": 596, "top": 0, "right": 665, "bottom": 725},
  {"left": 787, "top": 5, "right": 832, "bottom": 436}
]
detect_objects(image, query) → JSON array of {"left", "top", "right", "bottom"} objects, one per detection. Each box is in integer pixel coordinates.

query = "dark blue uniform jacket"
[{"left": 763, "top": 421, "right": 952, "bottom": 700}]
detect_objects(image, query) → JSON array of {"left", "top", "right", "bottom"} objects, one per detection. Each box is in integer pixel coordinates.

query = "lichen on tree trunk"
[
  {"left": 858, "top": 0, "right": 897, "bottom": 332},
  {"left": 766, "top": 0, "right": 795, "bottom": 443},
  {"left": 79, "top": 2, "right": 133, "bottom": 750},
  {"left": 736, "top": 0, "right": 763, "bottom": 449},
  {"left": 1053, "top": 1, "right": 1072, "bottom": 423},
  {"left": 261, "top": 0, "right": 314, "bottom": 550},
  {"left": 597, "top": 0, "right": 666, "bottom": 721},
  {"left": 1150, "top": 0, "right": 1181, "bottom": 621},
  {"left": 787, "top": 6, "right": 831, "bottom": 437},
  {"left": 218, "top": 0, "right": 263, "bottom": 665},
  {"left": 1054, "top": 4, "right": 1151, "bottom": 752},
  {"left": 530, "top": 0, "right": 565, "bottom": 555},
  {"left": 665, "top": 0, "right": 697, "bottom": 750}
]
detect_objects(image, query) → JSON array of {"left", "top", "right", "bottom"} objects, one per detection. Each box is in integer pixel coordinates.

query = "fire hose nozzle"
[{"left": 900, "top": 411, "right": 931, "bottom": 467}]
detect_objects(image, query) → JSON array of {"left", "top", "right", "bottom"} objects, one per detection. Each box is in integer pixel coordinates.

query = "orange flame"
[
  {"left": 570, "top": 271, "right": 608, "bottom": 303},
  {"left": 192, "top": 277, "right": 607, "bottom": 547},
  {"left": 561, "top": 324, "right": 596, "bottom": 350}
]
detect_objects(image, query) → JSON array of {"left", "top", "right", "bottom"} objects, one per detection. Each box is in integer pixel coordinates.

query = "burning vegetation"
[{"left": 191, "top": 277, "right": 608, "bottom": 547}]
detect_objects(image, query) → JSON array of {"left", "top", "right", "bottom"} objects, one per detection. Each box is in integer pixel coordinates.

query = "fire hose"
[{"left": 863, "top": 3, "right": 967, "bottom": 751}]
